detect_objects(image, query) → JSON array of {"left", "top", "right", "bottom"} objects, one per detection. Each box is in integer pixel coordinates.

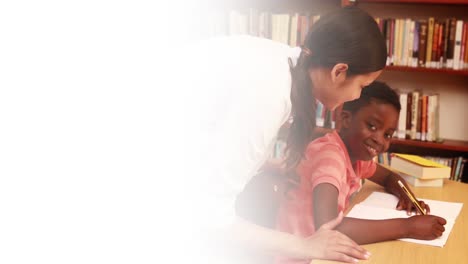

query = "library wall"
[
  {"left": 356, "top": 1, "right": 468, "bottom": 142},
  {"left": 378, "top": 71, "right": 468, "bottom": 141}
]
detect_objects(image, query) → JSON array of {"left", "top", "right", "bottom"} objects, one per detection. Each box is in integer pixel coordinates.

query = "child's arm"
[
  {"left": 367, "top": 164, "right": 430, "bottom": 215},
  {"left": 313, "top": 183, "right": 447, "bottom": 245}
]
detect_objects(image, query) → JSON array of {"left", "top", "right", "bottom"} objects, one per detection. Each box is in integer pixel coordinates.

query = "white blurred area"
[{"left": 0, "top": 1, "right": 233, "bottom": 263}]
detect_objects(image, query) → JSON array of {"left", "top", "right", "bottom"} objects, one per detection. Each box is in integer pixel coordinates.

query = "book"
[
  {"left": 453, "top": 20, "right": 463, "bottom": 70},
  {"left": 410, "top": 91, "right": 420, "bottom": 140},
  {"left": 399, "top": 171, "right": 444, "bottom": 187},
  {"left": 447, "top": 18, "right": 457, "bottom": 68},
  {"left": 418, "top": 20, "right": 428, "bottom": 66},
  {"left": 390, "top": 153, "right": 451, "bottom": 179},
  {"left": 397, "top": 93, "right": 407, "bottom": 139},
  {"left": 347, "top": 192, "right": 463, "bottom": 247},
  {"left": 425, "top": 17, "right": 435, "bottom": 67}
]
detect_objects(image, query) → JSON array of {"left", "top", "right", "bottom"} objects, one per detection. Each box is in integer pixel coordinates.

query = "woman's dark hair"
[
  {"left": 342, "top": 81, "right": 401, "bottom": 113},
  {"left": 286, "top": 6, "right": 387, "bottom": 169}
]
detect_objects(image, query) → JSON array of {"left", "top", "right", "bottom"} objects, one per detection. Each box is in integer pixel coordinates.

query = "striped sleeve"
[{"left": 304, "top": 145, "right": 347, "bottom": 191}]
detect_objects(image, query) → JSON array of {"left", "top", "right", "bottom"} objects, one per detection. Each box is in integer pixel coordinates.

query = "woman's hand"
[
  {"left": 406, "top": 215, "right": 447, "bottom": 240},
  {"left": 300, "top": 212, "right": 371, "bottom": 263}
]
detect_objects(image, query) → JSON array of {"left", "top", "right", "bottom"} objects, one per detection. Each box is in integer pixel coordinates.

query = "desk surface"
[{"left": 313, "top": 180, "right": 468, "bottom": 264}]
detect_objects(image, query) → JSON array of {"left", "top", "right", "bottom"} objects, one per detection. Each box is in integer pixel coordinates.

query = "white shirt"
[{"left": 174, "top": 36, "right": 300, "bottom": 230}]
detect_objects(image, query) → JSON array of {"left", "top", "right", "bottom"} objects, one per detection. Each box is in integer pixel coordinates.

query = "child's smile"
[
  {"left": 364, "top": 143, "right": 379, "bottom": 158},
  {"left": 341, "top": 100, "right": 399, "bottom": 163}
]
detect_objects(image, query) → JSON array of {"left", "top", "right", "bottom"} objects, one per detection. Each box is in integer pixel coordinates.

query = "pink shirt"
[{"left": 276, "top": 131, "right": 376, "bottom": 264}]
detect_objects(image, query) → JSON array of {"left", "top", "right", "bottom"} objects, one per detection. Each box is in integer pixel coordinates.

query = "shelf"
[
  {"left": 385, "top": 66, "right": 468, "bottom": 75},
  {"left": 391, "top": 138, "right": 468, "bottom": 152},
  {"left": 355, "top": 0, "right": 468, "bottom": 5}
]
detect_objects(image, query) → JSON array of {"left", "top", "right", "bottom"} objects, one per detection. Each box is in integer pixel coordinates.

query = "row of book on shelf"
[
  {"left": 376, "top": 18, "right": 468, "bottom": 70},
  {"left": 314, "top": 90, "right": 442, "bottom": 143},
  {"left": 204, "top": 9, "right": 468, "bottom": 71},
  {"left": 377, "top": 152, "right": 466, "bottom": 186},
  {"left": 209, "top": 10, "right": 321, "bottom": 47},
  {"left": 396, "top": 91, "right": 440, "bottom": 142}
]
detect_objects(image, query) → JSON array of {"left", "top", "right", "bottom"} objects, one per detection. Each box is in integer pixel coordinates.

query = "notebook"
[{"left": 346, "top": 192, "right": 463, "bottom": 247}]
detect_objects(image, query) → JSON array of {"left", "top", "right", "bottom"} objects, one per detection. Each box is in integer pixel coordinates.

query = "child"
[{"left": 276, "top": 82, "right": 447, "bottom": 263}]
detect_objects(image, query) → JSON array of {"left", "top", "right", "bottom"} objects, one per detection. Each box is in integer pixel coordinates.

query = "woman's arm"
[
  {"left": 367, "top": 164, "right": 430, "bottom": 214},
  {"left": 215, "top": 216, "right": 370, "bottom": 263},
  {"left": 313, "top": 183, "right": 446, "bottom": 245}
]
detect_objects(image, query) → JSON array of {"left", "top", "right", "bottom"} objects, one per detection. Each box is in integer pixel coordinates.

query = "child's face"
[{"left": 341, "top": 101, "right": 399, "bottom": 161}]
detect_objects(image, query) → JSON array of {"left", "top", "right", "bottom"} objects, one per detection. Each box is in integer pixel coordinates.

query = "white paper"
[{"left": 346, "top": 192, "right": 463, "bottom": 247}]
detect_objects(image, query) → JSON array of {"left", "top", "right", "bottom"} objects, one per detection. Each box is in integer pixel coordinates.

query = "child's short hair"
[{"left": 342, "top": 81, "right": 401, "bottom": 113}]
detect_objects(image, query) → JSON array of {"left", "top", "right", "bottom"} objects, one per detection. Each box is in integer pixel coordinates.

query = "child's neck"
[{"left": 339, "top": 132, "right": 358, "bottom": 165}]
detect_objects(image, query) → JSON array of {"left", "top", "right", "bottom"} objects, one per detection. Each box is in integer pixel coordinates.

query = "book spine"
[
  {"left": 454, "top": 20, "right": 463, "bottom": 70},
  {"left": 447, "top": 18, "right": 457, "bottom": 68},
  {"left": 418, "top": 21, "right": 428, "bottom": 67},
  {"left": 412, "top": 21, "right": 419, "bottom": 67},
  {"left": 398, "top": 93, "right": 408, "bottom": 139},
  {"left": 443, "top": 18, "right": 450, "bottom": 67},
  {"left": 432, "top": 94, "right": 440, "bottom": 141},
  {"left": 406, "top": 92, "right": 413, "bottom": 139},
  {"left": 416, "top": 95, "right": 422, "bottom": 140},
  {"left": 431, "top": 21, "right": 439, "bottom": 68},
  {"left": 421, "top": 95, "right": 428, "bottom": 141},
  {"left": 426, "top": 17, "right": 435, "bottom": 67},
  {"left": 410, "top": 91, "right": 420, "bottom": 140},
  {"left": 390, "top": 19, "right": 395, "bottom": 65},
  {"left": 437, "top": 23, "right": 444, "bottom": 68},
  {"left": 461, "top": 22, "right": 467, "bottom": 69},
  {"left": 385, "top": 19, "right": 391, "bottom": 65}
]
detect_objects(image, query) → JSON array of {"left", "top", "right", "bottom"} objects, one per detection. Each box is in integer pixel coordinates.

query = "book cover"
[
  {"left": 399, "top": 171, "right": 444, "bottom": 187},
  {"left": 390, "top": 153, "right": 451, "bottom": 179}
]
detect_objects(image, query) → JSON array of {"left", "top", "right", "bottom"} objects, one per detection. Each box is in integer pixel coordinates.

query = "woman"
[{"left": 176, "top": 6, "right": 387, "bottom": 264}]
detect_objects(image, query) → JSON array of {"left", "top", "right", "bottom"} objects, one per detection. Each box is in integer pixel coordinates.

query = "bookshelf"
[
  {"left": 390, "top": 138, "right": 468, "bottom": 152},
  {"left": 385, "top": 65, "right": 468, "bottom": 75},
  {"left": 205, "top": 0, "right": 468, "bottom": 181},
  {"left": 344, "top": 0, "right": 468, "bottom": 182},
  {"left": 354, "top": 0, "right": 468, "bottom": 4}
]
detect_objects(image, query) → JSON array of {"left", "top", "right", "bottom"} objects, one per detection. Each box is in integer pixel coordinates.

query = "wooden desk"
[{"left": 313, "top": 180, "right": 468, "bottom": 264}]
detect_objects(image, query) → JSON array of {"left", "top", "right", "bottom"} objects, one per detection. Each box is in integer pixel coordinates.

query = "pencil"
[{"left": 397, "top": 180, "right": 426, "bottom": 215}]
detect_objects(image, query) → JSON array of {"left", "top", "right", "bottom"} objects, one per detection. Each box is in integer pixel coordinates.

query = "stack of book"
[{"left": 390, "top": 153, "right": 451, "bottom": 187}]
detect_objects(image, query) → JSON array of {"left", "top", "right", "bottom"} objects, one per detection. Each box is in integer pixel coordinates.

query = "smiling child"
[{"left": 276, "top": 81, "right": 447, "bottom": 264}]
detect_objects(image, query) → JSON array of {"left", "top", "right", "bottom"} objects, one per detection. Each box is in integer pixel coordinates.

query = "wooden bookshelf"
[
  {"left": 391, "top": 138, "right": 468, "bottom": 152},
  {"left": 385, "top": 66, "right": 468, "bottom": 75},
  {"left": 348, "top": 0, "right": 468, "bottom": 182},
  {"left": 354, "top": 0, "right": 468, "bottom": 5}
]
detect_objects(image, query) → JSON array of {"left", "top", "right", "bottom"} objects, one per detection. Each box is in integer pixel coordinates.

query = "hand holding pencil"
[{"left": 396, "top": 180, "right": 431, "bottom": 215}]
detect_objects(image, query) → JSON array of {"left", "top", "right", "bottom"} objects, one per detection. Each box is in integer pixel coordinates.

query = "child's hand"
[
  {"left": 396, "top": 196, "right": 430, "bottom": 215},
  {"left": 406, "top": 215, "right": 447, "bottom": 240}
]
